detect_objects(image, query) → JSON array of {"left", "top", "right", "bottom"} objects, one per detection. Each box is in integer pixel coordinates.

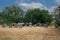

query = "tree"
[
  {"left": 54, "top": 6, "right": 60, "bottom": 28},
  {"left": 1, "top": 5, "right": 24, "bottom": 26},
  {"left": 0, "top": 12, "right": 3, "bottom": 24},
  {"left": 25, "top": 8, "right": 53, "bottom": 25}
]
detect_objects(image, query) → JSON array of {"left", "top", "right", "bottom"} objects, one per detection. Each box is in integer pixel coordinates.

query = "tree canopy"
[
  {"left": 0, "top": 5, "right": 24, "bottom": 25},
  {"left": 25, "top": 9, "right": 53, "bottom": 25},
  {"left": 0, "top": 5, "right": 53, "bottom": 27}
]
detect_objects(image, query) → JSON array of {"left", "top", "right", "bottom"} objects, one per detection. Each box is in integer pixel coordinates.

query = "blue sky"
[{"left": 0, "top": 0, "right": 60, "bottom": 11}]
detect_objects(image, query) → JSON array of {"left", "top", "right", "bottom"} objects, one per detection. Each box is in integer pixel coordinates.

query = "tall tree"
[
  {"left": 1, "top": 5, "right": 24, "bottom": 25},
  {"left": 25, "top": 9, "right": 53, "bottom": 25},
  {"left": 54, "top": 6, "right": 60, "bottom": 28}
]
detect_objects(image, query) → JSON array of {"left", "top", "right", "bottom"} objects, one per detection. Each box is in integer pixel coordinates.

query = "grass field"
[{"left": 0, "top": 26, "right": 60, "bottom": 40}]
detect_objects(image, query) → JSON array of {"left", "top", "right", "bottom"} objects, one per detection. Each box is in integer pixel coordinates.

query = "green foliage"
[
  {"left": 25, "top": 9, "right": 53, "bottom": 25},
  {"left": 55, "top": 6, "right": 60, "bottom": 28},
  {"left": 0, "top": 6, "right": 53, "bottom": 26},
  {"left": 49, "top": 20, "right": 55, "bottom": 26},
  {"left": 56, "top": 20, "right": 60, "bottom": 26},
  {"left": 0, "top": 5, "right": 24, "bottom": 25}
]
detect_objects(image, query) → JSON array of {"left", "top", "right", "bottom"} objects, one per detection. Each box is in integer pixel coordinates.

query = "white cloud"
[
  {"left": 48, "top": 6, "right": 57, "bottom": 14},
  {"left": 55, "top": 0, "right": 60, "bottom": 5},
  {"left": 15, "top": 0, "right": 25, "bottom": 3},
  {"left": 15, "top": 0, "right": 30, "bottom": 3},
  {"left": 19, "top": 2, "right": 43, "bottom": 9},
  {"left": 18, "top": 2, "right": 47, "bottom": 10}
]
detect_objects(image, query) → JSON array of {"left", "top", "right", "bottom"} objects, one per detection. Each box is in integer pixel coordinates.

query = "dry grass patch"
[{"left": 0, "top": 27, "right": 60, "bottom": 40}]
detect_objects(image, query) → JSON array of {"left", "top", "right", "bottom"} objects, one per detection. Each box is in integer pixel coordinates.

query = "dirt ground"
[{"left": 0, "top": 26, "right": 60, "bottom": 40}]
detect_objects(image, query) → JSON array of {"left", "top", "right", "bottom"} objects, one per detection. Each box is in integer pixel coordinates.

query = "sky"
[{"left": 0, "top": 0, "right": 60, "bottom": 12}]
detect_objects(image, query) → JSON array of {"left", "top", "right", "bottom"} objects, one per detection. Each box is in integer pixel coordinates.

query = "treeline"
[{"left": 0, "top": 5, "right": 60, "bottom": 28}]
